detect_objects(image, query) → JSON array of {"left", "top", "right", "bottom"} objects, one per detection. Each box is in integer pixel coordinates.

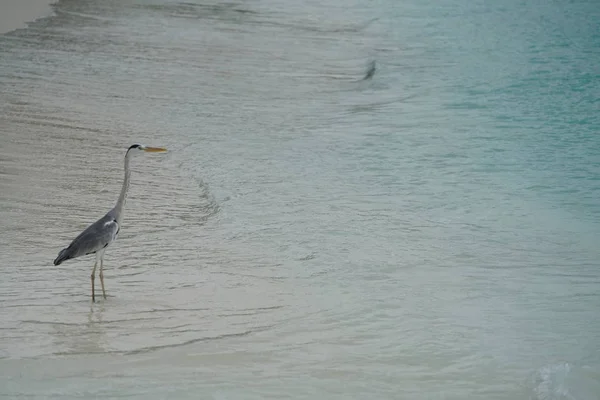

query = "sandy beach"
[{"left": 0, "top": 0, "right": 56, "bottom": 34}]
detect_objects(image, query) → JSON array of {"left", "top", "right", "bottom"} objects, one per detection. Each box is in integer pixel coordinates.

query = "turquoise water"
[{"left": 1, "top": 0, "right": 599, "bottom": 398}]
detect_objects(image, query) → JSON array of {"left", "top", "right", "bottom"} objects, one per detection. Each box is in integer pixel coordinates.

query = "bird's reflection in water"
[{"left": 50, "top": 304, "right": 110, "bottom": 356}]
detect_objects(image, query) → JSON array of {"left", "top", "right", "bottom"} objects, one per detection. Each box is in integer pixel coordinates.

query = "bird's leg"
[
  {"left": 99, "top": 255, "right": 107, "bottom": 300},
  {"left": 91, "top": 259, "right": 98, "bottom": 303}
]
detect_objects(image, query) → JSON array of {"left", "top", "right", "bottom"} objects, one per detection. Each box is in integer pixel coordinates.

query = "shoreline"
[{"left": 0, "top": 0, "right": 56, "bottom": 34}]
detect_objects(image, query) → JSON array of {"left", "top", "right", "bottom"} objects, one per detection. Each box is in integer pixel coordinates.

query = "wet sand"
[{"left": 0, "top": 0, "right": 55, "bottom": 34}]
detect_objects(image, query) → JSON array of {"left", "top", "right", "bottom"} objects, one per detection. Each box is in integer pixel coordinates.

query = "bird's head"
[{"left": 128, "top": 144, "right": 167, "bottom": 153}]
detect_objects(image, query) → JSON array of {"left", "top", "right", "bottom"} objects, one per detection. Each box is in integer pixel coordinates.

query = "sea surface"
[{"left": 1, "top": 0, "right": 599, "bottom": 398}]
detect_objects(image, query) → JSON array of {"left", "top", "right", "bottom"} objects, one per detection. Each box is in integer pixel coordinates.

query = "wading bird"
[{"left": 53, "top": 144, "right": 167, "bottom": 302}]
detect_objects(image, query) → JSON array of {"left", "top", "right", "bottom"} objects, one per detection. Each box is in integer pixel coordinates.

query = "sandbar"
[{"left": 0, "top": 0, "right": 56, "bottom": 34}]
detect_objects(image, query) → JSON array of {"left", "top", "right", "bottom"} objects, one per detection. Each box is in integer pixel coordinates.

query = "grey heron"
[{"left": 53, "top": 144, "right": 167, "bottom": 302}]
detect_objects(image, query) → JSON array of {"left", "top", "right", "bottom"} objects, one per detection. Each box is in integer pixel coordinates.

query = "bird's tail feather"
[{"left": 54, "top": 248, "right": 72, "bottom": 266}]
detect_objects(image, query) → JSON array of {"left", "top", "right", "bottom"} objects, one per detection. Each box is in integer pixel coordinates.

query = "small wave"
[
  {"left": 136, "top": 307, "right": 211, "bottom": 314},
  {"left": 124, "top": 327, "right": 270, "bottom": 355},
  {"left": 20, "top": 320, "right": 81, "bottom": 327},
  {"left": 531, "top": 363, "right": 600, "bottom": 400}
]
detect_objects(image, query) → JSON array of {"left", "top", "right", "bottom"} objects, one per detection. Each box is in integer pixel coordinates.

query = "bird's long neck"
[{"left": 114, "top": 149, "right": 132, "bottom": 225}]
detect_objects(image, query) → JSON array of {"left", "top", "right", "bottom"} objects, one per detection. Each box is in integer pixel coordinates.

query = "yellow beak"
[{"left": 144, "top": 147, "right": 167, "bottom": 153}]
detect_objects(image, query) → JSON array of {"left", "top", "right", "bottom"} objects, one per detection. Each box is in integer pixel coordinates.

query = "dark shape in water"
[{"left": 363, "top": 60, "right": 376, "bottom": 80}]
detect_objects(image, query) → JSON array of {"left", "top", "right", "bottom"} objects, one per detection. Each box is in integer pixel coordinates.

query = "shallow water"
[{"left": 1, "top": 0, "right": 600, "bottom": 398}]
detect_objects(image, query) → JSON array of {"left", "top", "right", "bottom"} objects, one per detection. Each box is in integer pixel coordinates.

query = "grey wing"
[{"left": 54, "top": 213, "right": 120, "bottom": 265}]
